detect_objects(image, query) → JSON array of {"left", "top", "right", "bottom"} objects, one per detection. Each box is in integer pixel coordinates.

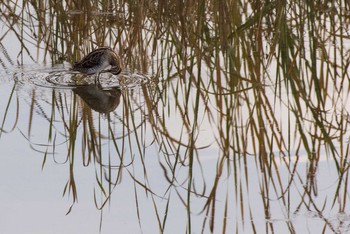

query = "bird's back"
[{"left": 72, "top": 47, "right": 115, "bottom": 74}]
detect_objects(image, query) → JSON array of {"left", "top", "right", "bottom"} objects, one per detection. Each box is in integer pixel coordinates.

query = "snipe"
[{"left": 72, "top": 47, "right": 122, "bottom": 83}]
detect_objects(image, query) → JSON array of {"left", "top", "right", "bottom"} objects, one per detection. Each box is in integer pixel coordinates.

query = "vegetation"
[{"left": 1, "top": 0, "right": 350, "bottom": 233}]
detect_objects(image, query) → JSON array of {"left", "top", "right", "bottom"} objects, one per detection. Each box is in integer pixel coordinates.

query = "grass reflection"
[{"left": 1, "top": 0, "right": 350, "bottom": 233}]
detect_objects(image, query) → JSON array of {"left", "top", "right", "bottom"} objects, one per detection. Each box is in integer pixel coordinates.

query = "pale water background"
[{"left": 1, "top": 1, "right": 350, "bottom": 234}]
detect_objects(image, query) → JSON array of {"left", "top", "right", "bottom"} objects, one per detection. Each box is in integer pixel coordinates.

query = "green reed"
[
  {"left": 0, "top": 82, "right": 17, "bottom": 140},
  {"left": 1, "top": 0, "right": 350, "bottom": 233}
]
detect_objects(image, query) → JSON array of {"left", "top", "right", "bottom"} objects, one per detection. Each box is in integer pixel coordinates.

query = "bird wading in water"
[{"left": 72, "top": 47, "right": 122, "bottom": 84}]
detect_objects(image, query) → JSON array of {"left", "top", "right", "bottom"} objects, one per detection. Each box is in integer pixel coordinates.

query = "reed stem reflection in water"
[{"left": 1, "top": 0, "right": 350, "bottom": 233}]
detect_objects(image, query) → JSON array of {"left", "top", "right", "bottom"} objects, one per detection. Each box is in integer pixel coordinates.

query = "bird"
[{"left": 72, "top": 47, "right": 122, "bottom": 83}]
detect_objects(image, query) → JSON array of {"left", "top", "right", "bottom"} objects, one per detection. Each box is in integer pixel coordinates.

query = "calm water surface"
[
  {"left": 1, "top": 1, "right": 350, "bottom": 234},
  {"left": 0, "top": 63, "right": 348, "bottom": 234}
]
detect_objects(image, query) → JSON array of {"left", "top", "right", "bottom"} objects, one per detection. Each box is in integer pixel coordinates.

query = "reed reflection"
[{"left": 1, "top": 0, "right": 350, "bottom": 233}]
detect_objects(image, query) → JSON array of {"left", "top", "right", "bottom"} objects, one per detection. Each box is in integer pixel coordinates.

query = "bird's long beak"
[{"left": 106, "top": 67, "right": 122, "bottom": 75}]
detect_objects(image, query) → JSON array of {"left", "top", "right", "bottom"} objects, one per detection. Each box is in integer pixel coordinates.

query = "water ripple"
[{"left": 14, "top": 67, "right": 150, "bottom": 89}]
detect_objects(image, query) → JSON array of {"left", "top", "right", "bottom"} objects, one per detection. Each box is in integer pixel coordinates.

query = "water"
[
  {"left": 2, "top": 63, "right": 348, "bottom": 233},
  {"left": 2, "top": 1, "right": 350, "bottom": 234},
  {"left": 0, "top": 66, "right": 158, "bottom": 234},
  {"left": 12, "top": 64, "right": 149, "bottom": 88}
]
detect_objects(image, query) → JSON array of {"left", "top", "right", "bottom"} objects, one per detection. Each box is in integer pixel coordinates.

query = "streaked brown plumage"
[{"left": 72, "top": 47, "right": 122, "bottom": 79}]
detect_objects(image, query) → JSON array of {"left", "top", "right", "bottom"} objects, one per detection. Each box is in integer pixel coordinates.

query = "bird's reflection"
[{"left": 73, "top": 85, "right": 121, "bottom": 113}]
